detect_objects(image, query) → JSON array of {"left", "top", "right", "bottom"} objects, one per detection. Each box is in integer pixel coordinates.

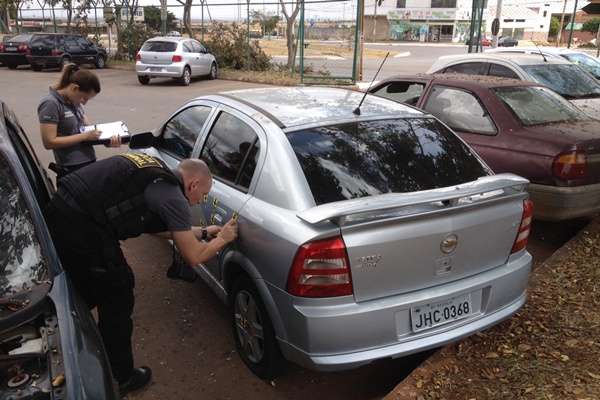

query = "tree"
[
  {"left": 62, "top": 0, "right": 74, "bottom": 31},
  {"left": 582, "top": 18, "right": 600, "bottom": 33},
  {"left": 251, "top": 10, "right": 280, "bottom": 36},
  {"left": 549, "top": 16, "right": 560, "bottom": 37},
  {"left": 176, "top": 0, "right": 192, "bottom": 37},
  {"left": 279, "top": 0, "right": 301, "bottom": 69},
  {"left": 144, "top": 5, "right": 175, "bottom": 32}
]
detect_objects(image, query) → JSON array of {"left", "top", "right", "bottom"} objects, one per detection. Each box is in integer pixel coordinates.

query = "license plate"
[
  {"left": 149, "top": 67, "right": 161, "bottom": 71},
  {"left": 410, "top": 293, "right": 472, "bottom": 333},
  {"left": 6, "top": 47, "right": 17, "bottom": 51}
]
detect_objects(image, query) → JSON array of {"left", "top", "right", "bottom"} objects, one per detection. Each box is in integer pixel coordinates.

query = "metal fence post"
[
  {"left": 247, "top": 0, "right": 250, "bottom": 70},
  {"left": 299, "top": 0, "right": 305, "bottom": 82},
  {"left": 567, "top": 0, "right": 579, "bottom": 49}
]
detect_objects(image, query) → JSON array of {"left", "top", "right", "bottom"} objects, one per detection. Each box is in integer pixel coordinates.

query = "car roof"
[
  {"left": 436, "top": 52, "right": 572, "bottom": 66},
  {"left": 146, "top": 36, "right": 187, "bottom": 43},
  {"left": 212, "top": 86, "right": 424, "bottom": 128},
  {"left": 486, "top": 47, "right": 583, "bottom": 56},
  {"left": 377, "top": 73, "right": 541, "bottom": 90}
]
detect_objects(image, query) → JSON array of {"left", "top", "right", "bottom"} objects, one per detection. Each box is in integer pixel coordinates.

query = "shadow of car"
[
  {"left": 0, "top": 100, "right": 119, "bottom": 399},
  {"left": 369, "top": 74, "right": 600, "bottom": 221}
]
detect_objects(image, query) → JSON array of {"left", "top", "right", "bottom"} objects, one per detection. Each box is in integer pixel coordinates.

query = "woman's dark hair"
[{"left": 54, "top": 63, "right": 101, "bottom": 94}]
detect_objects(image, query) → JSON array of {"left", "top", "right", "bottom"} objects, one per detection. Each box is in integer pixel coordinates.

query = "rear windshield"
[
  {"left": 8, "top": 34, "right": 32, "bottom": 43},
  {"left": 287, "top": 118, "right": 490, "bottom": 205},
  {"left": 141, "top": 41, "right": 177, "bottom": 52},
  {"left": 494, "top": 86, "right": 588, "bottom": 126},
  {"left": 30, "top": 35, "right": 56, "bottom": 47}
]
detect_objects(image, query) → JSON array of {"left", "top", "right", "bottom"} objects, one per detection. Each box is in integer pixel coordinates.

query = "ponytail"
[{"left": 54, "top": 63, "right": 101, "bottom": 94}]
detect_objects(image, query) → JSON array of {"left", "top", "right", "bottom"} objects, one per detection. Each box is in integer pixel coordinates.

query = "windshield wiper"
[{"left": 579, "top": 93, "right": 600, "bottom": 99}]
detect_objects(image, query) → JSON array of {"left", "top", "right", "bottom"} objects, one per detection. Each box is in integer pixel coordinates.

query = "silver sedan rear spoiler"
[{"left": 297, "top": 174, "right": 529, "bottom": 225}]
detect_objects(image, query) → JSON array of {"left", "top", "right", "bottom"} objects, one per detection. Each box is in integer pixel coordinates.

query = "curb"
[{"left": 383, "top": 216, "right": 599, "bottom": 400}]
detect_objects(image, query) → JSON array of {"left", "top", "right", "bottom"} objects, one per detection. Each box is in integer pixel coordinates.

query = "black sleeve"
[{"left": 145, "top": 181, "right": 192, "bottom": 232}]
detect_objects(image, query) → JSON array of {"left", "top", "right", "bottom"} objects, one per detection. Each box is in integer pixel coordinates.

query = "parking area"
[{"left": 0, "top": 67, "right": 586, "bottom": 400}]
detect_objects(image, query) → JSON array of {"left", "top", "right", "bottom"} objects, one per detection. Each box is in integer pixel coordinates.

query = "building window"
[
  {"left": 540, "top": 25, "right": 544, "bottom": 28},
  {"left": 431, "top": 0, "right": 457, "bottom": 8},
  {"left": 516, "top": 19, "right": 525, "bottom": 22},
  {"left": 396, "top": 0, "right": 406, "bottom": 8},
  {"left": 543, "top": 11, "right": 547, "bottom": 17},
  {"left": 504, "top": 19, "right": 514, "bottom": 22}
]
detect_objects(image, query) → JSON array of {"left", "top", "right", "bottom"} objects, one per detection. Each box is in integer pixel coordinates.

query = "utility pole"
[
  {"left": 357, "top": 0, "right": 364, "bottom": 81},
  {"left": 557, "top": 0, "right": 568, "bottom": 46},
  {"left": 596, "top": 24, "right": 600, "bottom": 57},
  {"left": 372, "top": 0, "right": 377, "bottom": 40},
  {"left": 567, "top": 0, "right": 578, "bottom": 48},
  {"left": 491, "top": 0, "right": 502, "bottom": 48},
  {"left": 160, "top": 0, "right": 167, "bottom": 35}
]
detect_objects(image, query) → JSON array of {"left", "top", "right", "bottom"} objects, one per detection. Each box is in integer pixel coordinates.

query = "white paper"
[{"left": 84, "top": 121, "right": 130, "bottom": 140}]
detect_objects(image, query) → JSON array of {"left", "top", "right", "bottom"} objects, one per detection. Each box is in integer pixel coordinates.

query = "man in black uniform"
[{"left": 46, "top": 153, "right": 237, "bottom": 396}]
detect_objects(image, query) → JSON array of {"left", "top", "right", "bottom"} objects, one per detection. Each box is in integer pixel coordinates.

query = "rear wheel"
[
  {"left": 231, "top": 275, "right": 284, "bottom": 380},
  {"left": 180, "top": 66, "right": 191, "bottom": 86},
  {"left": 7, "top": 63, "right": 17, "bottom": 70},
  {"left": 138, "top": 75, "right": 150, "bottom": 85},
  {"left": 95, "top": 55, "right": 106, "bottom": 69},
  {"left": 208, "top": 62, "right": 217, "bottom": 80}
]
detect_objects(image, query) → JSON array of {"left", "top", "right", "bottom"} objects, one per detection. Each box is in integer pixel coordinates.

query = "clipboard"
[{"left": 83, "top": 121, "right": 130, "bottom": 140}]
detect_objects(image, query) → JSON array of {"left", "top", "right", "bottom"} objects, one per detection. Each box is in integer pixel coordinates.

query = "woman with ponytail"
[{"left": 37, "top": 64, "right": 122, "bottom": 179}]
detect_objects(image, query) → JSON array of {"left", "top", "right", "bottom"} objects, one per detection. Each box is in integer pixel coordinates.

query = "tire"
[
  {"left": 95, "top": 55, "right": 106, "bottom": 69},
  {"left": 138, "top": 75, "right": 150, "bottom": 85},
  {"left": 180, "top": 66, "right": 191, "bottom": 86},
  {"left": 208, "top": 62, "right": 217, "bottom": 80},
  {"left": 231, "top": 275, "right": 285, "bottom": 380},
  {"left": 60, "top": 57, "right": 71, "bottom": 69},
  {"left": 31, "top": 65, "right": 43, "bottom": 72}
]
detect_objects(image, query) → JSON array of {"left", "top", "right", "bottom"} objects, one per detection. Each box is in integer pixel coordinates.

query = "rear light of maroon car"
[
  {"left": 18, "top": 44, "right": 30, "bottom": 55},
  {"left": 511, "top": 199, "right": 533, "bottom": 254},
  {"left": 287, "top": 236, "right": 353, "bottom": 298},
  {"left": 51, "top": 48, "right": 63, "bottom": 56},
  {"left": 552, "top": 151, "right": 587, "bottom": 181},
  {"left": 172, "top": 55, "right": 182, "bottom": 62},
  {"left": 0, "top": 43, "right": 4, "bottom": 52}
]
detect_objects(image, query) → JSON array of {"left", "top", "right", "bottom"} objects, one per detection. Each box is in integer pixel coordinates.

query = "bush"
[
  {"left": 203, "top": 22, "right": 271, "bottom": 71},
  {"left": 117, "top": 24, "right": 153, "bottom": 60}
]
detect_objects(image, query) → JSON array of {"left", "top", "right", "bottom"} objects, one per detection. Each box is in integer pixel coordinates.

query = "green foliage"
[
  {"left": 549, "top": 16, "right": 560, "bottom": 36},
  {"left": 251, "top": 10, "right": 280, "bottom": 36},
  {"left": 144, "top": 6, "right": 177, "bottom": 32},
  {"left": 203, "top": 22, "right": 271, "bottom": 71},
  {"left": 117, "top": 23, "right": 153, "bottom": 60},
  {"left": 582, "top": 18, "right": 600, "bottom": 33}
]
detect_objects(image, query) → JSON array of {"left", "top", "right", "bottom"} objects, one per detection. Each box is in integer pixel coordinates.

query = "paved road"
[{"left": 0, "top": 66, "right": 582, "bottom": 400}]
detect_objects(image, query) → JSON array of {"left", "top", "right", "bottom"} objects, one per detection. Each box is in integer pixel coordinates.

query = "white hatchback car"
[{"left": 135, "top": 36, "right": 217, "bottom": 86}]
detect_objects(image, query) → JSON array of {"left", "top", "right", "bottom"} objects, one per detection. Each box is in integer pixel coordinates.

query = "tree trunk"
[{"left": 286, "top": 20, "right": 296, "bottom": 69}]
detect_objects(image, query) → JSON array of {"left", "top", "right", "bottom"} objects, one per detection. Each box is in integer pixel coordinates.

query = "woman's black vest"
[{"left": 59, "top": 153, "right": 183, "bottom": 240}]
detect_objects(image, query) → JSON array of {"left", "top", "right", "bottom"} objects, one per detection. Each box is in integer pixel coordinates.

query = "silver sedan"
[{"left": 135, "top": 36, "right": 217, "bottom": 86}]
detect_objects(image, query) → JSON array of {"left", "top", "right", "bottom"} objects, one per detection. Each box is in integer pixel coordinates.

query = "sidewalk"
[{"left": 385, "top": 217, "right": 600, "bottom": 400}]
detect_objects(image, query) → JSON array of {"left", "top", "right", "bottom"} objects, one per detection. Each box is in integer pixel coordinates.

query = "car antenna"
[
  {"left": 532, "top": 42, "right": 548, "bottom": 62},
  {"left": 353, "top": 52, "right": 390, "bottom": 116}
]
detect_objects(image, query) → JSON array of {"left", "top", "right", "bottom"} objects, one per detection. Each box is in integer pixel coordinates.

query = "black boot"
[{"left": 119, "top": 366, "right": 152, "bottom": 396}]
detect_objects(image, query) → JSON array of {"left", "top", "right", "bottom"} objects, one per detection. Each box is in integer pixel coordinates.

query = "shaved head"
[
  {"left": 178, "top": 159, "right": 211, "bottom": 181},
  {"left": 178, "top": 159, "right": 212, "bottom": 205}
]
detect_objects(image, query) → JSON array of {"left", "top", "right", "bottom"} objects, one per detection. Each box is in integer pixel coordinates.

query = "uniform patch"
[{"left": 120, "top": 153, "right": 162, "bottom": 169}]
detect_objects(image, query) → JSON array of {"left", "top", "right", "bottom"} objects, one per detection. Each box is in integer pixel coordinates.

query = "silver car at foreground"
[
  {"left": 143, "top": 87, "right": 533, "bottom": 379},
  {"left": 135, "top": 36, "right": 217, "bottom": 86}
]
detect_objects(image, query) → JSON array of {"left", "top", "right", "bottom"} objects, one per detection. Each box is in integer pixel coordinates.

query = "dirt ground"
[
  {"left": 257, "top": 39, "right": 398, "bottom": 59},
  {"left": 385, "top": 218, "right": 600, "bottom": 400}
]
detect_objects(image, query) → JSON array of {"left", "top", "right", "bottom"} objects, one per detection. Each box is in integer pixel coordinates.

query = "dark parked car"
[
  {"left": 27, "top": 33, "right": 107, "bottom": 71},
  {"left": 369, "top": 74, "right": 600, "bottom": 221},
  {"left": 498, "top": 36, "right": 518, "bottom": 47},
  {"left": 0, "top": 100, "right": 119, "bottom": 399},
  {"left": 0, "top": 34, "right": 33, "bottom": 69}
]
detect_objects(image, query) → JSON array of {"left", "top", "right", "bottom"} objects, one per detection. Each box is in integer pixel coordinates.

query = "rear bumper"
[
  {"left": 27, "top": 55, "right": 61, "bottom": 66},
  {"left": 0, "top": 53, "right": 28, "bottom": 65},
  {"left": 271, "top": 251, "right": 532, "bottom": 372},
  {"left": 528, "top": 182, "right": 600, "bottom": 221},
  {"left": 136, "top": 61, "right": 185, "bottom": 78}
]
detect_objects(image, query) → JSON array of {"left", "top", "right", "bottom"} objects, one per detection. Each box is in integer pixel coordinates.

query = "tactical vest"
[{"left": 59, "top": 153, "right": 184, "bottom": 240}]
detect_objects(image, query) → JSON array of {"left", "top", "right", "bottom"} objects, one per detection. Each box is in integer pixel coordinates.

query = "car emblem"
[{"left": 440, "top": 234, "right": 458, "bottom": 254}]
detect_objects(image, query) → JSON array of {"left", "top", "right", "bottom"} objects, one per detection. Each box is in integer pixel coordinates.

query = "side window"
[
  {"left": 200, "top": 112, "right": 260, "bottom": 190},
  {"left": 191, "top": 41, "right": 204, "bottom": 53},
  {"left": 423, "top": 86, "right": 496, "bottom": 135},
  {"left": 182, "top": 42, "right": 193, "bottom": 53},
  {"left": 57, "top": 35, "right": 65, "bottom": 48},
  {"left": 443, "top": 62, "right": 487, "bottom": 75},
  {"left": 488, "top": 63, "right": 519, "bottom": 79},
  {"left": 75, "top": 36, "right": 89, "bottom": 47},
  {"left": 160, "top": 106, "right": 212, "bottom": 159},
  {"left": 65, "top": 36, "right": 78, "bottom": 47},
  {"left": 372, "top": 81, "right": 425, "bottom": 105}
]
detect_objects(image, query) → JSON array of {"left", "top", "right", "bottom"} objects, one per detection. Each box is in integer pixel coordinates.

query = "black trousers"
[{"left": 46, "top": 196, "right": 135, "bottom": 383}]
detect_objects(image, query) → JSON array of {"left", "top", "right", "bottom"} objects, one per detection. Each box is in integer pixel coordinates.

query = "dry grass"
[
  {"left": 386, "top": 218, "right": 600, "bottom": 400},
  {"left": 219, "top": 68, "right": 301, "bottom": 86},
  {"left": 258, "top": 39, "right": 397, "bottom": 59}
]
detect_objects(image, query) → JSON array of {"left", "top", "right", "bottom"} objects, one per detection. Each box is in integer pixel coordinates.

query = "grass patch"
[
  {"left": 387, "top": 220, "right": 600, "bottom": 400},
  {"left": 219, "top": 68, "right": 301, "bottom": 86}
]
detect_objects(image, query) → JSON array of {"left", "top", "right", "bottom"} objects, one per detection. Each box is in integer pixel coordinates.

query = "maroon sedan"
[{"left": 369, "top": 74, "right": 600, "bottom": 221}]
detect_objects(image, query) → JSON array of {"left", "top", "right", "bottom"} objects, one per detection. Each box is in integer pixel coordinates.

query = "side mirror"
[{"left": 128, "top": 132, "right": 155, "bottom": 149}]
